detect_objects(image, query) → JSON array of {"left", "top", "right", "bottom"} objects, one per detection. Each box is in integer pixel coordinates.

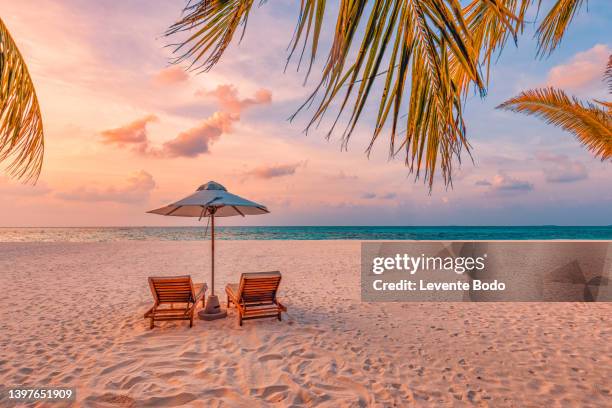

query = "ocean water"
[{"left": 0, "top": 226, "right": 611, "bottom": 242}]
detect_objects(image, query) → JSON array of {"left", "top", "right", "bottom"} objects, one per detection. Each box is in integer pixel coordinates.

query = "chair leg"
[
  {"left": 238, "top": 314, "right": 242, "bottom": 327},
  {"left": 227, "top": 296, "right": 230, "bottom": 308},
  {"left": 277, "top": 312, "right": 282, "bottom": 322},
  {"left": 189, "top": 312, "right": 194, "bottom": 328},
  {"left": 150, "top": 318, "right": 154, "bottom": 330}
]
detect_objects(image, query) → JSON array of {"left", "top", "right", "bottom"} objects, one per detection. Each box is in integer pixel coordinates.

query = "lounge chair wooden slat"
[
  {"left": 225, "top": 271, "right": 285, "bottom": 326},
  {"left": 144, "top": 275, "right": 207, "bottom": 329}
]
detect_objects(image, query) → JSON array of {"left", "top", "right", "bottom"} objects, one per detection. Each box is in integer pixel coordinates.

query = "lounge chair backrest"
[
  {"left": 238, "top": 271, "right": 281, "bottom": 303},
  {"left": 149, "top": 275, "right": 195, "bottom": 304}
]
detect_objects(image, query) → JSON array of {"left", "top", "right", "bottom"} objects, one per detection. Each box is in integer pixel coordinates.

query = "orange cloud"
[
  {"left": 161, "top": 112, "right": 233, "bottom": 157},
  {"left": 202, "top": 85, "right": 272, "bottom": 115},
  {"left": 100, "top": 115, "right": 158, "bottom": 153},
  {"left": 546, "top": 44, "right": 610, "bottom": 90},
  {"left": 101, "top": 85, "right": 271, "bottom": 158},
  {"left": 153, "top": 66, "right": 189, "bottom": 85},
  {"left": 56, "top": 170, "right": 156, "bottom": 203}
]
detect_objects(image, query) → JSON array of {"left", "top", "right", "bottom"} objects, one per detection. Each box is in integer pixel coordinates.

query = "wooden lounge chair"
[
  {"left": 225, "top": 271, "right": 286, "bottom": 326},
  {"left": 144, "top": 276, "right": 207, "bottom": 329}
]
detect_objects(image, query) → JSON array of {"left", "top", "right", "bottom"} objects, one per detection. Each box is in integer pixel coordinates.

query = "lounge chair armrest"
[
  {"left": 276, "top": 301, "right": 287, "bottom": 312},
  {"left": 194, "top": 283, "right": 207, "bottom": 302},
  {"left": 144, "top": 305, "right": 156, "bottom": 318},
  {"left": 225, "top": 283, "right": 239, "bottom": 302},
  {"left": 185, "top": 302, "right": 198, "bottom": 315}
]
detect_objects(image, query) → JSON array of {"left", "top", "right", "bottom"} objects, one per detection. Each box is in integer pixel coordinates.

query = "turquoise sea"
[{"left": 0, "top": 226, "right": 611, "bottom": 242}]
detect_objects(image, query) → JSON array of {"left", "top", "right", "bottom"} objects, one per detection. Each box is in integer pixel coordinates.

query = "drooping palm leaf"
[
  {"left": 605, "top": 54, "right": 612, "bottom": 93},
  {"left": 166, "top": 0, "right": 256, "bottom": 71},
  {"left": 536, "top": 0, "right": 586, "bottom": 56},
  {"left": 0, "top": 17, "right": 44, "bottom": 182},
  {"left": 284, "top": 0, "right": 522, "bottom": 187},
  {"left": 452, "top": 0, "right": 530, "bottom": 92},
  {"left": 165, "top": 1, "right": 571, "bottom": 187},
  {"left": 498, "top": 88, "right": 612, "bottom": 160},
  {"left": 287, "top": 0, "right": 491, "bottom": 187}
]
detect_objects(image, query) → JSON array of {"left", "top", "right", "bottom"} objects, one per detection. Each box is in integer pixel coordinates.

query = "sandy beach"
[{"left": 0, "top": 240, "right": 610, "bottom": 407}]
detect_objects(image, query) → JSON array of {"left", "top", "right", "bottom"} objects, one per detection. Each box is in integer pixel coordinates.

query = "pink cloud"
[
  {"left": 380, "top": 192, "right": 397, "bottom": 199},
  {"left": 476, "top": 172, "right": 533, "bottom": 193},
  {"left": 335, "top": 171, "right": 359, "bottom": 180},
  {"left": 546, "top": 44, "right": 610, "bottom": 90},
  {"left": 152, "top": 66, "right": 189, "bottom": 85},
  {"left": 247, "top": 162, "right": 303, "bottom": 179},
  {"left": 360, "top": 192, "right": 397, "bottom": 200},
  {"left": 491, "top": 173, "right": 533, "bottom": 192},
  {"left": 536, "top": 152, "right": 588, "bottom": 183},
  {"left": 101, "top": 85, "right": 271, "bottom": 158},
  {"left": 100, "top": 115, "right": 158, "bottom": 154},
  {"left": 201, "top": 85, "right": 272, "bottom": 114},
  {"left": 475, "top": 180, "right": 492, "bottom": 186},
  {"left": 56, "top": 170, "right": 156, "bottom": 203},
  {"left": 161, "top": 113, "right": 232, "bottom": 157},
  {"left": 0, "top": 179, "right": 52, "bottom": 196}
]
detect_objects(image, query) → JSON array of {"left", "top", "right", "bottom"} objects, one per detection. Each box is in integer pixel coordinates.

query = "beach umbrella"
[{"left": 147, "top": 181, "right": 269, "bottom": 320}]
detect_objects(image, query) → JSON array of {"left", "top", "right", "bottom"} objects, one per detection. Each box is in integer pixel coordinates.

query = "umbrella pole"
[
  {"left": 199, "top": 209, "right": 227, "bottom": 320},
  {"left": 211, "top": 212, "right": 215, "bottom": 295}
]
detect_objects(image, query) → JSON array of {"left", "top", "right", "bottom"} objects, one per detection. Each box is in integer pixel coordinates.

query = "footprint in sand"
[
  {"left": 251, "top": 384, "right": 290, "bottom": 402},
  {"left": 258, "top": 354, "right": 283, "bottom": 362},
  {"left": 84, "top": 393, "right": 137, "bottom": 408},
  {"left": 99, "top": 359, "right": 137, "bottom": 375}
]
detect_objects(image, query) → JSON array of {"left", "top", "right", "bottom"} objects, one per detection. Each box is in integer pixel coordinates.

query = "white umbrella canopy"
[
  {"left": 147, "top": 181, "right": 269, "bottom": 217},
  {"left": 147, "top": 181, "right": 269, "bottom": 320}
]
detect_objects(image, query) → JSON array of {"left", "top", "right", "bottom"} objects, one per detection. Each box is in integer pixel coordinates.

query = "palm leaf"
[
  {"left": 165, "top": 1, "right": 531, "bottom": 187},
  {"left": 452, "top": 0, "right": 529, "bottom": 93},
  {"left": 0, "top": 17, "right": 44, "bottom": 182},
  {"left": 605, "top": 54, "right": 612, "bottom": 94},
  {"left": 286, "top": 0, "right": 497, "bottom": 187},
  {"left": 536, "top": 0, "right": 586, "bottom": 56},
  {"left": 498, "top": 88, "right": 612, "bottom": 160},
  {"left": 165, "top": 0, "right": 256, "bottom": 71}
]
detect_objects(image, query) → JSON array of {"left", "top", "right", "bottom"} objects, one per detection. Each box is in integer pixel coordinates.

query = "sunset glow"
[{"left": 0, "top": 0, "right": 610, "bottom": 226}]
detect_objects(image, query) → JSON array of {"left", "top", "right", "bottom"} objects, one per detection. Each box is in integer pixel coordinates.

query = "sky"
[{"left": 0, "top": 0, "right": 610, "bottom": 227}]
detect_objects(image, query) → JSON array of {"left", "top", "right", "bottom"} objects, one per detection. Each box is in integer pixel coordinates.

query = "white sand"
[{"left": 0, "top": 241, "right": 610, "bottom": 407}]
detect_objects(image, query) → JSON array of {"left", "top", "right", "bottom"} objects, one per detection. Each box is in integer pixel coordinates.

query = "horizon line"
[{"left": 1, "top": 225, "right": 611, "bottom": 228}]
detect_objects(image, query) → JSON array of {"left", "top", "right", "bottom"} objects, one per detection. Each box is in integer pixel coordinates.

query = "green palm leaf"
[
  {"left": 0, "top": 17, "right": 44, "bottom": 182},
  {"left": 498, "top": 88, "right": 612, "bottom": 160}
]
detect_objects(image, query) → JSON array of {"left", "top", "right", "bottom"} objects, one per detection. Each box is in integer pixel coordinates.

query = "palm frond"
[
  {"left": 166, "top": 1, "right": 525, "bottom": 188},
  {"left": 498, "top": 88, "right": 612, "bottom": 160},
  {"left": 165, "top": 0, "right": 256, "bottom": 71},
  {"left": 452, "top": 0, "right": 529, "bottom": 93},
  {"left": 605, "top": 54, "right": 612, "bottom": 94},
  {"left": 0, "top": 17, "right": 44, "bottom": 182},
  {"left": 536, "top": 0, "right": 586, "bottom": 57}
]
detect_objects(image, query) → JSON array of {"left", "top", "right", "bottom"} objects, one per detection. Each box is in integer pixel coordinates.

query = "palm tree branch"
[
  {"left": 165, "top": 0, "right": 532, "bottom": 188},
  {"left": 605, "top": 54, "right": 612, "bottom": 94},
  {"left": 497, "top": 87, "right": 612, "bottom": 160},
  {"left": 536, "top": 0, "right": 586, "bottom": 57},
  {"left": 0, "top": 17, "right": 44, "bottom": 182}
]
